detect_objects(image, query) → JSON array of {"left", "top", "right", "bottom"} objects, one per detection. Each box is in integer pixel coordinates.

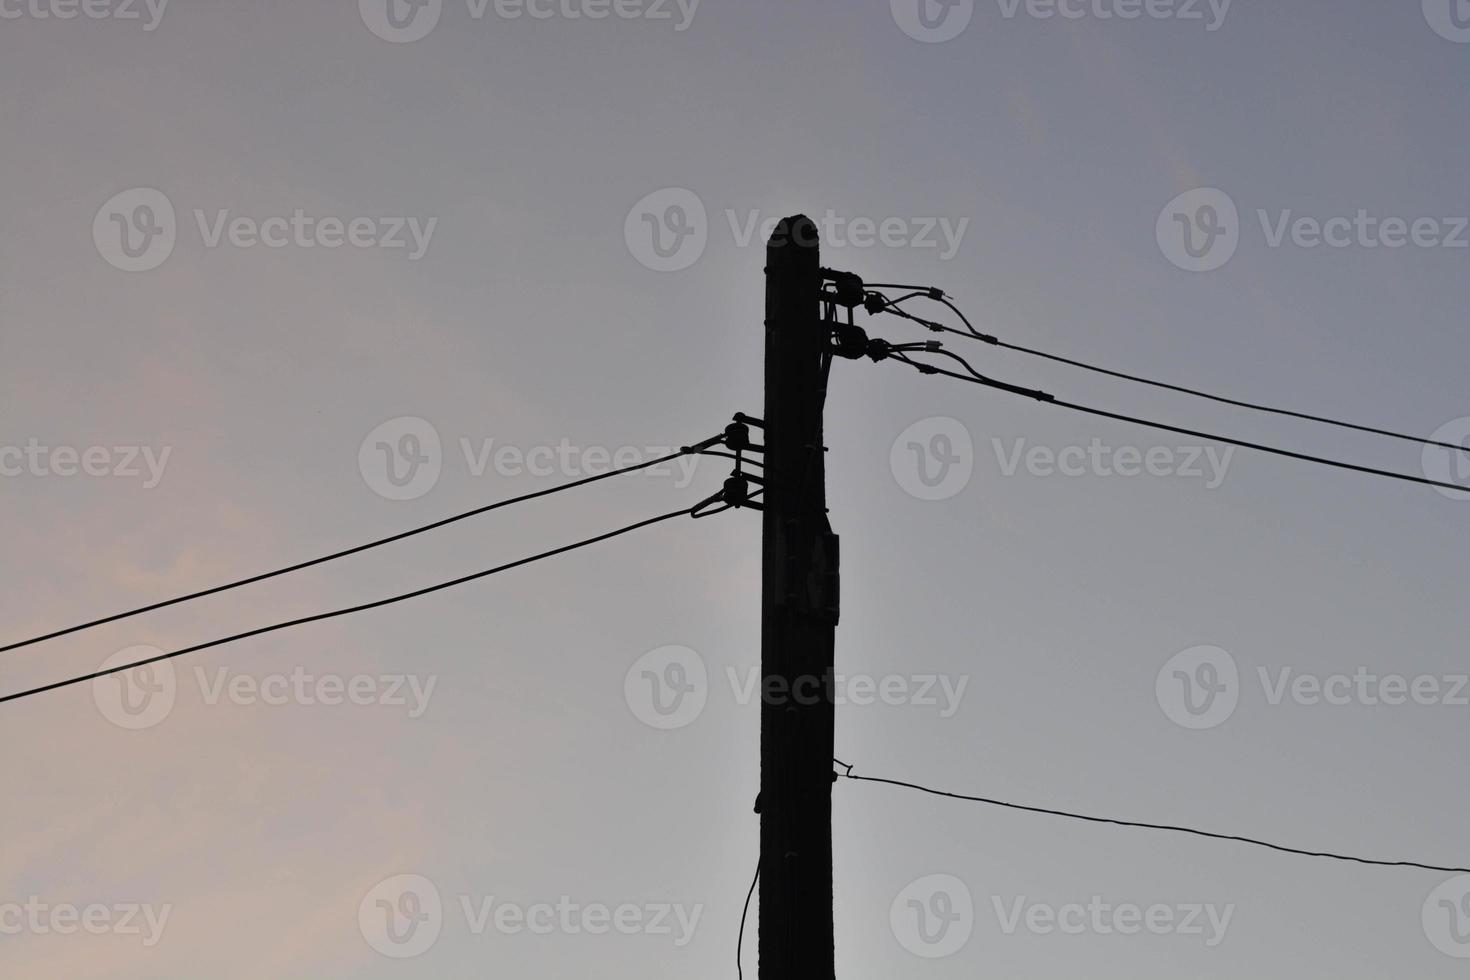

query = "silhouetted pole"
[{"left": 760, "top": 215, "right": 838, "bottom": 980}]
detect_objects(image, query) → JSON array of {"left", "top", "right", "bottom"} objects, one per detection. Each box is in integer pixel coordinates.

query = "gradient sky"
[{"left": 3, "top": 1, "right": 1469, "bottom": 976}]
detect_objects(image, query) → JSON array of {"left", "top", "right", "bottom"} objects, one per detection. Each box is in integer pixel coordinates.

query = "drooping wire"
[
  {"left": 0, "top": 506, "right": 703, "bottom": 708},
  {"left": 869, "top": 289, "right": 1470, "bottom": 457},
  {"left": 737, "top": 860, "right": 760, "bottom": 980},
  {"left": 890, "top": 350, "right": 1470, "bottom": 495},
  {"left": 837, "top": 767, "right": 1470, "bottom": 875},
  {"left": 692, "top": 489, "right": 766, "bottom": 520},
  {"left": 1, "top": 437, "right": 724, "bottom": 656},
  {"left": 890, "top": 350, "right": 1052, "bottom": 402}
]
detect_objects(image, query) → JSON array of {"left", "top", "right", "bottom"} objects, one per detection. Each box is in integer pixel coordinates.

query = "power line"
[
  {"left": 737, "top": 860, "right": 759, "bottom": 980},
  {"left": 838, "top": 769, "right": 1470, "bottom": 875},
  {"left": 870, "top": 289, "right": 1470, "bottom": 457},
  {"left": 890, "top": 350, "right": 1470, "bottom": 495},
  {"left": 0, "top": 438, "right": 724, "bottom": 656},
  {"left": 0, "top": 505, "right": 704, "bottom": 708}
]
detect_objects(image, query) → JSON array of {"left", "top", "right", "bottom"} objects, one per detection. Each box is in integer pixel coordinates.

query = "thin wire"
[
  {"left": 737, "top": 861, "right": 759, "bottom": 980},
  {"left": 839, "top": 770, "right": 1470, "bottom": 874},
  {"left": 871, "top": 290, "right": 1470, "bottom": 456},
  {"left": 890, "top": 351, "right": 1052, "bottom": 403},
  {"left": 1, "top": 441, "right": 719, "bottom": 656},
  {"left": 0, "top": 507, "right": 697, "bottom": 708},
  {"left": 863, "top": 282, "right": 939, "bottom": 293},
  {"left": 891, "top": 353, "right": 1470, "bottom": 495},
  {"left": 691, "top": 489, "right": 766, "bottom": 521}
]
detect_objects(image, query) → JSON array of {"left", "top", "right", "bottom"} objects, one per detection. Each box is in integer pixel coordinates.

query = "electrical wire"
[
  {"left": 838, "top": 769, "right": 1470, "bottom": 874},
  {"left": 869, "top": 290, "right": 1470, "bottom": 457},
  {"left": 692, "top": 490, "right": 765, "bottom": 520},
  {"left": 737, "top": 861, "right": 759, "bottom": 980},
  {"left": 891, "top": 351, "right": 1470, "bottom": 495},
  {"left": 1, "top": 439, "right": 723, "bottom": 656},
  {"left": 0, "top": 506, "right": 701, "bottom": 708}
]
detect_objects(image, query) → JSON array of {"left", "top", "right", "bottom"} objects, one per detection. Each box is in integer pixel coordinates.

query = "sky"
[{"left": 2, "top": 0, "right": 1469, "bottom": 976}]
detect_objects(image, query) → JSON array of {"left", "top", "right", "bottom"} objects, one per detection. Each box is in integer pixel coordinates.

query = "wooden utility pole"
[{"left": 759, "top": 215, "right": 838, "bottom": 979}]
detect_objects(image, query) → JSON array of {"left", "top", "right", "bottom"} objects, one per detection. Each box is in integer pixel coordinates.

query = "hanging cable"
[
  {"left": 1, "top": 434, "right": 727, "bottom": 656},
  {"left": 1, "top": 505, "right": 708, "bottom": 708},
  {"left": 737, "top": 860, "right": 759, "bottom": 980},
  {"left": 867, "top": 288, "right": 1470, "bottom": 456},
  {"left": 891, "top": 349, "right": 1470, "bottom": 494},
  {"left": 837, "top": 766, "right": 1470, "bottom": 874}
]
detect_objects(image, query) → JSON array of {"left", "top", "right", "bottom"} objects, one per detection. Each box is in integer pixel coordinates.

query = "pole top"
[{"left": 767, "top": 215, "right": 820, "bottom": 252}]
